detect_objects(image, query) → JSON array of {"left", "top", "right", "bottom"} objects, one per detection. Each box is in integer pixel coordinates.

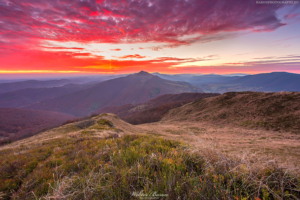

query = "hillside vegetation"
[
  {"left": 163, "top": 91, "right": 300, "bottom": 133},
  {"left": 96, "top": 93, "right": 219, "bottom": 124},
  {"left": 0, "top": 114, "right": 299, "bottom": 199}
]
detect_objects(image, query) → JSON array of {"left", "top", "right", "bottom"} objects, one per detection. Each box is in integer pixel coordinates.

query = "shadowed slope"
[
  {"left": 163, "top": 91, "right": 300, "bottom": 133},
  {"left": 96, "top": 93, "right": 219, "bottom": 124}
]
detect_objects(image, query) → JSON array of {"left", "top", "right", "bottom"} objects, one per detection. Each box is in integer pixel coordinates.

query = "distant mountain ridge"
[
  {"left": 0, "top": 79, "right": 72, "bottom": 94},
  {"left": 153, "top": 72, "right": 300, "bottom": 93},
  {"left": 228, "top": 72, "right": 300, "bottom": 91},
  {"left": 0, "top": 84, "right": 91, "bottom": 108},
  {"left": 153, "top": 72, "right": 242, "bottom": 86},
  {"left": 201, "top": 72, "right": 300, "bottom": 93},
  {"left": 25, "top": 71, "right": 202, "bottom": 117}
]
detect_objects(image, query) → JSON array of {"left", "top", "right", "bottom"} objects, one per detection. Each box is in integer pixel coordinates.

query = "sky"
[{"left": 0, "top": 0, "right": 300, "bottom": 76}]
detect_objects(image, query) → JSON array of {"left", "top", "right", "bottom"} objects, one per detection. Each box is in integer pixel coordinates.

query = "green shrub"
[
  {"left": 74, "top": 119, "right": 95, "bottom": 129},
  {"left": 97, "top": 119, "right": 115, "bottom": 127}
]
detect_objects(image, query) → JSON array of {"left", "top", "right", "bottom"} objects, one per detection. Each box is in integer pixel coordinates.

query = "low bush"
[
  {"left": 97, "top": 119, "right": 115, "bottom": 127},
  {"left": 74, "top": 119, "right": 95, "bottom": 129}
]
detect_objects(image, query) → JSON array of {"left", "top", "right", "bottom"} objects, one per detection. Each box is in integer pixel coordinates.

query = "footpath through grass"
[{"left": 0, "top": 134, "right": 299, "bottom": 199}]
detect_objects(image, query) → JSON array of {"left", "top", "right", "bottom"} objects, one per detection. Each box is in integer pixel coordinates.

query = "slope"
[
  {"left": 25, "top": 71, "right": 202, "bottom": 117},
  {"left": 162, "top": 91, "right": 300, "bottom": 133}
]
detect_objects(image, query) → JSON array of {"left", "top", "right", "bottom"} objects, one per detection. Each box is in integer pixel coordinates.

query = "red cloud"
[
  {"left": 118, "top": 54, "right": 146, "bottom": 59},
  {"left": 119, "top": 28, "right": 125, "bottom": 34},
  {"left": 40, "top": 46, "right": 85, "bottom": 50},
  {"left": 1, "top": 47, "right": 300, "bottom": 75},
  {"left": 110, "top": 49, "right": 121, "bottom": 51}
]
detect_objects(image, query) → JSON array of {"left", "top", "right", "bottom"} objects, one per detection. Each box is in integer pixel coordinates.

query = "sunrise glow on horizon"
[{"left": 1, "top": 0, "right": 300, "bottom": 76}]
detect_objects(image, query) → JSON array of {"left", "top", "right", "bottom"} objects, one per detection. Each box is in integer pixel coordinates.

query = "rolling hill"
[
  {"left": 96, "top": 93, "right": 219, "bottom": 124},
  {"left": 162, "top": 91, "right": 300, "bottom": 133},
  {"left": 0, "top": 108, "right": 75, "bottom": 144},
  {"left": 228, "top": 72, "right": 300, "bottom": 91},
  {"left": 25, "top": 71, "right": 202, "bottom": 117},
  {"left": 153, "top": 72, "right": 241, "bottom": 86},
  {"left": 0, "top": 79, "right": 73, "bottom": 94},
  {"left": 188, "top": 74, "right": 241, "bottom": 86}
]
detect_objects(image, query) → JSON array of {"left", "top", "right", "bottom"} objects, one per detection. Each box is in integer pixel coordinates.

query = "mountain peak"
[{"left": 136, "top": 70, "right": 151, "bottom": 76}]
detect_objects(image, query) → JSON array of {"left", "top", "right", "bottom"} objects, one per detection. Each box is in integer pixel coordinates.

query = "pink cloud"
[
  {"left": 0, "top": 0, "right": 290, "bottom": 48},
  {"left": 284, "top": 13, "right": 300, "bottom": 20}
]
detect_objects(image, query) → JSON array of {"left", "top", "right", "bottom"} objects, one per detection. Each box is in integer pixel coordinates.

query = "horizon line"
[{"left": 0, "top": 71, "right": 299, "bottom": 80}]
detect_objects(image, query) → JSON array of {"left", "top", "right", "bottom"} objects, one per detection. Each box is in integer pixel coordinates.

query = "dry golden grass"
[
  {"left": 145, "top": 91, "right": 300, "bottom": 169},
  {"left": 1, "top": 109, "right": 298, "bottom": 170},
  {"left": 137, "top": 121, "right": 300, "bottom": 169},
  {"left": 163, "top": 91, "right": 300, "bottom": 133}
]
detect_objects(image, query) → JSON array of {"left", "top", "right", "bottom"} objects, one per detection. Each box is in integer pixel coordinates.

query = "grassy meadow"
[{"left": 0, "top": 115, "right": 299, "bottom": 199}]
